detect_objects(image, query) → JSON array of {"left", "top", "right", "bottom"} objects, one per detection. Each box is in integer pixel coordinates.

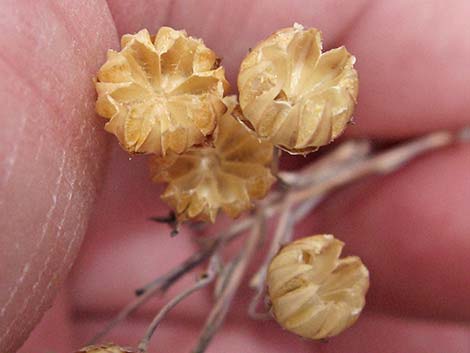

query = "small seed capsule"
[
  {"left": 238, "top": 24, "right": 358, "bottom": 155},
  {"left": 150, "top": 96, "right": 275, "bottom": 223},
  {"left": 76, "top": 344, "right": 135, "bottom": 353},
  {"left": 267, "top": 234, "right": 369, "bottom": 339},
  {"left": 95, "top": 27, "right": 229, "bottom": 156}
]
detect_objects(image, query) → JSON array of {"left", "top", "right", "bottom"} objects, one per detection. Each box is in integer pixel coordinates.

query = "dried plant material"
[
  {"left": 267, "top": 234, "right": 369, "bottom": 339},
  {"left": 150, "top": 96, "right": 275, "bottom": 223},
  {"left": 77, "top": 344, "right": 135, "bottom": 353},
  {"left": 238, "top": 23, "right": 358, "bottom": 155},
  {"left": 95, "top": 27, "right": 229, "bottom": 155},
  {"left": 88, "top": 124, "right": 469, "bottom": 351}
]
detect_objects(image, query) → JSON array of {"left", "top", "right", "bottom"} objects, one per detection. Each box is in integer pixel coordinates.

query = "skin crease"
[{"left": 0, "top": 0, "right": 468, "bottom": 352}]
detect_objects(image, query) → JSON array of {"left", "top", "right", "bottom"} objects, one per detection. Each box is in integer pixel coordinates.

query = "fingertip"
[{"left": 0, "top": 1, "right": 118, "bottom": 351}]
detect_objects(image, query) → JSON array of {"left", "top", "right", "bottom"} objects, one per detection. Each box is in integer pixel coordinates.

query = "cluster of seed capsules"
[
  {"left": 95, "top": 23, "right": 358, "bottom": 223},
  {"left": 93, "top": 24, "right": 369, "bottom": 345}
]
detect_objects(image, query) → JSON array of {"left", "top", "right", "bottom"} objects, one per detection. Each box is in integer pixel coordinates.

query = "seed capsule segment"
[
  {"left": 267, "top": 234, "right": 369, "bottom": 339},
  {"left": 76, "top": 344, "right": 135, "bottom": 353},
  {"left": 238, "top": 24, "right": 358, "bottom": 155}
]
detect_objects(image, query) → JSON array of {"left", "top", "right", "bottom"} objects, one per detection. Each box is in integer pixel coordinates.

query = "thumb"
[{"left": 0, "top": 1, "right": 117, "bottom": 352}]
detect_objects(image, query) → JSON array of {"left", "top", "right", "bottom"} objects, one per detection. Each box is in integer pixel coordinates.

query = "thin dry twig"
[
  {"left": 87, "top": 250, "right": 213, "bottom": 345},
  {"left": 248, "top": 199, "right": 293, "bottom": 319},
  {"left": 191, "top": 211, "right": 265, "bottom": 353},
  {"left": 213, "top": 257, "right": 238, "bottom": 299},
  {"left": 290, "top": 130, "right": 456, "bottom": 203},
  {"left": 271, "top": 147, "right": 282, "bottom": 177},
  {"left": 138, "top": 255, "right": 221, "bottom": 353},
  {"left": 137, "top": 218, "right": 253, "bottom": 295},
  {"left": 279, "top": 140, "right": 371, "bottom": 187},
  {"left": 89, "top": 219, "right": 252, "bottom": 344},
  {"left": 87, "top": 280, "right": 159, "bottom": 345}
]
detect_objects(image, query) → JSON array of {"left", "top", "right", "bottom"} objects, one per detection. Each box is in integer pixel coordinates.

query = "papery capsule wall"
[
  {"left": 95, "top": 27, "right": 229, "bottom": 156},
  {"left": 238, "top": 24, "right": 358, "bottom": 155},
  {"left": 267, "top": 234, "right": 369, "bottom": 339}
]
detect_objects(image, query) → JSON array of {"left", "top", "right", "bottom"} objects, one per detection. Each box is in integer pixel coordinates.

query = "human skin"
[{"left": 1, "top": 0, "right": 470, "bottom": 352}]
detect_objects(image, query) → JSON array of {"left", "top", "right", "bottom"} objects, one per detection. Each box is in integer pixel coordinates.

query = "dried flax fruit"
[
  {"left": 267, "top": 234, "right": 369, "bottom": 339},
  {"left": 95, "top": 27, "right": 229, "bottom": 155},
  {"left": 238, "top": 24, "right": 358, "bottom": 154},
  {"left": 76, "top": 344, "right": 135, "bottom": 353},
  {"left": 150, "top": 96, "right": 275, "bottom": 223}
]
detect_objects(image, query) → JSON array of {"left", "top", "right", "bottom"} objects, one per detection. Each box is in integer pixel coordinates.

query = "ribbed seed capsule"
[
  {"left": 95, "top": 27, "right": 229, "bottom": 156},
  {"left": 238, "top": 23, "right": 358, "bottom": 155},
  {"left": 150, "top": 96, "right": 275, "bottom": 223},
  {"left": 76, "top": 344, "right": 135, "bottom": 353},
  {"left": 267, "top": 234, "right": 369, "bottom": 339}
]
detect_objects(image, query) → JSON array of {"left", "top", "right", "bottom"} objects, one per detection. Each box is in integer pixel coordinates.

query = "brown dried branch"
[
  {"left": 279, "top": 140, "right": 371, "bottom": 187},
  {"left": 290, "top": 130, "right": 456, "bottom": 203},
  {"left": 247, "top": 129, "right": 464, "bottom": 322},
  {"left": 89, "top": 127, "right": 467, "bottom": 352},
  {"left": 213, "top": 257, "right": 238, "bottom": 299},
  {"left": 248, "top": 199, "right": 294, "bottom": 319},
  {"left": 137, "top": 255, "right": 221, "bottom": 353},
  {"left": 88, "top": 219, "right": 252, "bottom": 344},
  {"left": 191, "top": 211, "right": 266, "bottom": 353}
]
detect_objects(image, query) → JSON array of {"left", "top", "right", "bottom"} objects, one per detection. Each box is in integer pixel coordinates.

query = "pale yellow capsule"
[
  {"left": 238, "top": 24, "right": 358, "bottom": 155},
  {"left": 95, "top": 27, "right": 229, "bottom": 156},
  {"left": 267, "top": 234, "right": 369, "bottom": 339},
  {"left": 150, "top": 96, "right": 275, "bottom": 223},
  {"left": 76, "top": 344, "right": 135, "bottom": 353}
]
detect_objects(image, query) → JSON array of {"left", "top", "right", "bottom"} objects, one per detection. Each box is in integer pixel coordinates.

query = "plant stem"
[
  {"left": 88, "top": 219, "right": 252, "bottom": 344},
  {"left": 290, "top": 131, "right": 454, "bottom": 203},
  {"left": 248, "top": 199, "right": 293, "bottom": 319},
  {"left": 137, "top": 255, "right": 220, "bottom": 353},
  {"left": 191, "top": 211, "right": 265, "bottom": 353},
  {"left": 88, "top": 127, "right": 467, "bottom": 351}
]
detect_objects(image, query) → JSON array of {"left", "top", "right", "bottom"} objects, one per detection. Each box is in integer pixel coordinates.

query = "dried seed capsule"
[
  {"left": 76, "top": 344, "right": 135, "bottom": 353},
  {"left": 238, "top": 24, "right": 358, "bottom": 155},
  {"left": 267, "top": 234, "right": 369, "bottom": 339},
  {"left": 95, "top": 27, "right": 229, "bottom": 155},
  {"left": 150, "top": 96, "right": 275, "bottom": 223}
]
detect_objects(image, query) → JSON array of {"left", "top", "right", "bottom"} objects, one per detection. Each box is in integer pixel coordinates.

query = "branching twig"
[
  {"left": 279, "top": 140, "right": 371, "bottom": 187},
  {"left": 247, "top": 141, "right": 373, "bottom": 319},
  {"left": 137, "top": 217, "right": 254, "bottom": 296},
  {"left": 213, "top": 257, "right": 238, "bottom": 299},
  {"left": 137, "top": 255, "right": 221, "bottom": 353},
  {"left": 248, "top": 199, "right": 293, "bottom": 319},
  {"left": 191, "top": 211, "right": 265, "bottom": 353},
  {"left": 89, "top": 219, "right": 252, "bottom": 344},
  {"left": 89, "top": 127, "right": 468, "bottom": 352},
  {"left": 87, "top": 249, "right": 214, "bottom": 345},
  {"left": 87, "top": 280, "right": 158, "bottom": 345},
  {"left": 290, "top": 130, "right": 457, "bottom": 203}
]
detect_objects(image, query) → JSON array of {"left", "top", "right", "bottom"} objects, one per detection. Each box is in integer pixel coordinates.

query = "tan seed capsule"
[
  {"left": 267, "top": 234, "right": 369, "bottom": 339},
  {"left": 150, "top": 96, "right": 275, "bottom": 223},
  {"left": 95, "top": 27, "right": 229, "bottom": 156},
  {"left": 76, "top": 344, "right": 135, "bottom": 353},
  {"left": 238, "top": 23, "right": 358, "bottom": 155}
]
